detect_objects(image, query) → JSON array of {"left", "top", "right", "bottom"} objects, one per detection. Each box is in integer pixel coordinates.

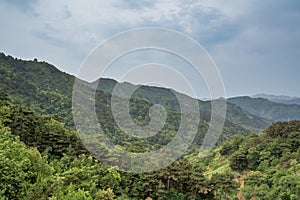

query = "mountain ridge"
[
  {"left": 252, "top": 93, "right": 300, "bottom": 105},
  {"left": 0, "top": 52, "right": 269, "bottom": 134},
  {"left": 228, "top": 96, "right": 300, "bottom": 122}
]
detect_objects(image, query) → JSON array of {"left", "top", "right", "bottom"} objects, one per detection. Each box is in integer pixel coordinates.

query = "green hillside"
[
  {"left": 228, "top": 96, "right": 300, "bottom": 122},
  {"left": 1, "top": 94, "right": 299, "bottom": 199},
  {"left": 95, "top": 78, "right": 271, "bottom": 131},
  {"left": 0, "top": 52, "right": 267, "bottom": 143},
  {"left": 1, "top": 53, "right": 299, "bottom": 199},
  {"left": 0, "top": 53, "right": 75, "bottom": 125}
]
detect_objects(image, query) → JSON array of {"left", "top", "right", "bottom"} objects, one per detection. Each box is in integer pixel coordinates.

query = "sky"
[{"left": 1, "top": 0, "right": 300, "bottom": 98}]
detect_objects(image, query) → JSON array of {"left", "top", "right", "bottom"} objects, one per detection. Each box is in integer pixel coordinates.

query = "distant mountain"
[
  {"left": 228, "top": 96, "right": 300, "bottom": 122},
  {"left": 281, "top": 98, "right": 300, "bottom": 105},
  {"left": 252, "top": 94, "right": 297, "bottom": 101},
  {"left": 252, "top": 94, "right": 300, "bottom": 105}
]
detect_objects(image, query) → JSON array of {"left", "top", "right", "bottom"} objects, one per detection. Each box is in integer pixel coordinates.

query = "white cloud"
[
  {"left": 1, "top": 0, "right": 231, "bottom": 72},
  {"left": 1, "top": 0, "right": 300, "bottom": 96}
]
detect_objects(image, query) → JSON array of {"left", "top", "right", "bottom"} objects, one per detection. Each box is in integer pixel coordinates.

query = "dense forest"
[
  {"left": 1, "top": 92, "right": 299, "bottom": 199},
  {"left": 0, "top": 53, "right": 299, "bottom": 199}
]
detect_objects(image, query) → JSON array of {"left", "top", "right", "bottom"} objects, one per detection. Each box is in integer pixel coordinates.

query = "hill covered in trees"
[
  {"left": 0, "top": 52, "right": 269, "bottom": 132},
  {"left": 0, "top": 53, "right": 299, "bottom": 199},
  {"left": 0, "top": 94, "right": 299, "bottom": 199}
]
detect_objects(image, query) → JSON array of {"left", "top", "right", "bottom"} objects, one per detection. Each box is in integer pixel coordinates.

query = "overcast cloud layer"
[{"left": 1, "top": 0, "right": 300, "bottom": 97}]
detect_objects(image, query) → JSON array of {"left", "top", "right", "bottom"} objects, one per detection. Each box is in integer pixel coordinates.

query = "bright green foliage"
[
  {"left": 0, "top": 122, "right": 52, "bottom": 199},
  {"left": 225, "top": 121, "right": 300, "bottom": 199},
  {"left": 1, "top": 92, "right": 299, "bottom": 199},
  {"left": 0, "top": 96, "right": 87, "bottom": 158},
  {"left": 50, "top": 184, "right": 93, "bottom": 200}
]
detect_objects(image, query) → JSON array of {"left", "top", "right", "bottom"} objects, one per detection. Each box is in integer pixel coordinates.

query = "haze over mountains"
[
  {"left": 252, "top": 94, "right": 300, "bottom": 105},
  {"left": 228, "top": 96, "right": 300, "bottom": 122}
]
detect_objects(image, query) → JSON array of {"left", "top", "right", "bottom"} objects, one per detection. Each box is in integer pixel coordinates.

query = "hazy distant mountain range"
[
  {"left": 228, "top": 96, "right": 300, "bottom": 122},
  {"left": 252, "top": 94, "right": 300, "bottom": 105}
]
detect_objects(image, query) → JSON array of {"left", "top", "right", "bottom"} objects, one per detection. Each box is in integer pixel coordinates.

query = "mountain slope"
[
  {"left": 1, "top": 92, "right": 299, "bottom": 199},
  {"left": 204, "top": 120, "right": 300, "bottom": 199},
  {"left": 0, "top": 53, "right": 299, "bottom": 199},
  {"left": 95, "top": 78, "right": 270, "bottom": 131},
  {"left": 0, "top": 53, "right": 75, "bottom": 125},
  {"left": 228, "top": 96, "right": 300, "bottom": 122},
  {"left": 0, "top": 52, "right": 268, "bottom": 140},
  {"left": 253, "top": 94, "right": 300, "bottom": 105}
]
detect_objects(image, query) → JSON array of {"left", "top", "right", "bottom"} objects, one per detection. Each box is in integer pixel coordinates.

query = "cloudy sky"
[{"left": 1, "top": 0, "right": 300, "bottom": 98}]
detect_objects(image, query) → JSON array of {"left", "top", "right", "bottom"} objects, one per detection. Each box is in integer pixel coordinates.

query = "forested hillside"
[
  {"left": 0, "top": 53, "right": 269, "bottom": 132},
  {"left": 0, "top": 53, "right": 299, "bottom": 199},
  {"left": 1, "top": 94, "right": 299, "bottom": 199}
]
